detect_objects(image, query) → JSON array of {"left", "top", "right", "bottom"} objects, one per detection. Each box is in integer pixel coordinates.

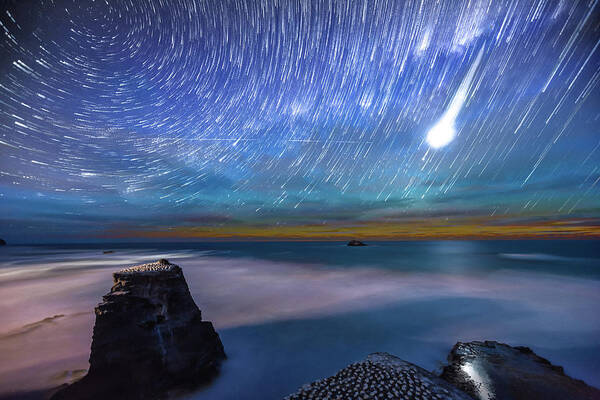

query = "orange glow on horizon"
[{"left": 105, "top": 216, "right": 600, "bottom": 240}]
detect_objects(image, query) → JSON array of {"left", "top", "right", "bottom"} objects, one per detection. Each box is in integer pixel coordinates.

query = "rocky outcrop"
[
  {"left": 0, "top": 238, "right": 6, "bottom": 246},
  {"left": 441, "top": 341, "right": 600, "bottom": 400},
  {"left": 51, "top": 259, "right": 225, "bottom": 400},
  {"left": 347, "top": 240, "right": 367, "bottom": 246},
  {"left": 285, "top": 352, "right": 473, "bottom": 400}
]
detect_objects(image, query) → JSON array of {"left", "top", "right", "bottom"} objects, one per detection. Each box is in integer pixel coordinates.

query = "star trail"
[{"left": 0, "top": 0, "right": 599, "bottom": 242}]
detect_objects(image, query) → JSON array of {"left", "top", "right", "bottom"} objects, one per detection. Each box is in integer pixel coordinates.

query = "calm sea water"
[{"left": 0, "top": 240, "right": 598, "bottom": 399}]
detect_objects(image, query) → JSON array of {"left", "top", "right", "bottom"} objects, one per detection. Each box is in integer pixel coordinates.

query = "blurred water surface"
[{"left": 0, "top": 240, "right": 598, "bottom": 399}]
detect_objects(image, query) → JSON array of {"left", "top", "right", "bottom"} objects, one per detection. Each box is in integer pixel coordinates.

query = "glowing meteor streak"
[{"left": 426, "top": 46, "right": 485, "bottom": 148}]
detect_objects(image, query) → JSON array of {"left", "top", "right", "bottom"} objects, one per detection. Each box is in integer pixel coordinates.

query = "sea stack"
[
  {"left": 0, "top": 238, "right": 6, "bottom": 246},
  {"left": 441, "top": 341, "right": 600, "bottom": 400},
  {"left": 347, "top": 239, "right": 367, "bottom": 246},
  {"left": 52, "top": 259, "right": 225, "bottom": 400},
  {"left": 285, "top": 352, "right": 472, "bottom": 400}
]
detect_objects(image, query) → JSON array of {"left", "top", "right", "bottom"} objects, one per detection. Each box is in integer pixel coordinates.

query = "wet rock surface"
[
  {"left": 440, "top": 340, "right": 600, "bottom": 400},
  {"left": 51, "top": 259, "right": 225, "bottom": 400},
  {"left": 285, "top": 352, "right": 473, "bottom": 400}
]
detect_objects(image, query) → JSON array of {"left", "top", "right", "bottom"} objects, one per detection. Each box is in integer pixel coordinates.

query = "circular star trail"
[{"left": 0, "top": 0, "right": 599, "bottom": 240}]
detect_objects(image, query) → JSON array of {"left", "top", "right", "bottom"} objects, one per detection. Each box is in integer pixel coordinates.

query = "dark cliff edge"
[
  {"left": 51, "top": 259, "right": 225, "bottom": 400},
  {"left": 440, "top": 341, "right": 600, "bottom": 400}
]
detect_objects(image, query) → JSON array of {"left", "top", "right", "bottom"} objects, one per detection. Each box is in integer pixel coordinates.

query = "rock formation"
[
  {"left": 347, "top": 240, "right": 367, "bottom": 246},
  {"left": 0, "top": 238, "right": 6, "bottom": 246},
  {"left": 51, "top": 259, "right": 225, "bottom": 400},
  {"left": 441, "top": 341, "right": 600, "bottom": 400},
  {"left": 285, "top": 352, "right": 473, "bottom": 400}
]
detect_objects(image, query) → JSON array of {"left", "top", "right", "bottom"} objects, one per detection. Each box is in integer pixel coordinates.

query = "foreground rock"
[
  {"left": 441, "top": 341, "right": 600, "bottom": 400},
  {"left": 285, "top": 352, "right": 473, "bottom": 400},
  {"left": 51, "top": 259, "right": 225, "bottom": 400},
  {"left": 347, "top": 240, "right": 367, "bottom": 246}
]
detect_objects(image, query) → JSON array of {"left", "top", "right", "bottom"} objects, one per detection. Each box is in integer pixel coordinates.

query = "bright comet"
[{"left": 426, "top": 46, "right": 485, "bottom": 148}]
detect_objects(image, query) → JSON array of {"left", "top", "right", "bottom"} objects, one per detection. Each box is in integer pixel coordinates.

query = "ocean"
[{"left": 0, "top": 240, "right": 598, "bottom": 399}]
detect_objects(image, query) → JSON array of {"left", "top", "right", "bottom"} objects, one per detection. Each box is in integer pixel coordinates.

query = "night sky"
[{"left": 1, "top": 0, "right": 599, "bottom": 242}]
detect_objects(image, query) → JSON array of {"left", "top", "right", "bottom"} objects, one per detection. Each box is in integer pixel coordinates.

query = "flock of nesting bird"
[
  {"left": 284, "top": 353, "right": 470, "bottom": 400},
  {"left": 116, "top": 259, "right": 176, "bottom": 275}
]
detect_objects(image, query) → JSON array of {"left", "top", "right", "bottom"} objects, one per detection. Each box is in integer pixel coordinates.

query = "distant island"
[{"left": 347, "top": 240, "right": 367, "bottom": 246}]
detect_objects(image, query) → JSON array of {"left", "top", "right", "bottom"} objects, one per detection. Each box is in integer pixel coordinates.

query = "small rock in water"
[{"left": 347, "top": 240, "right": 367, "bottom": 246}]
